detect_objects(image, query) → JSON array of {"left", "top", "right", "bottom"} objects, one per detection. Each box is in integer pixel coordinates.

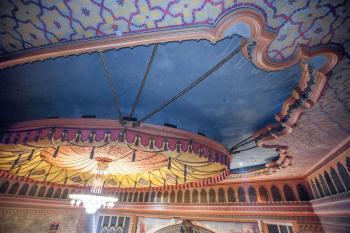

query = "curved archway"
[
  {"left": 0, "top": 181, "right": 10, "bottom": 194},
  {"left": 170, "top": 191, "right": 175, "bottom": 203},
  {"left": 238, "top": 187, "right": 246, "bottom": 202},
  {"left": 200, "top": 189, "right": 207, "bottom": 203},
  {"left": 144, "top": 191, "right": 150, "bottom": 202},
  {"left": 192, "top": 189, "right": 199, "bottom": 203},
  {"left": 218, "top": 188, "right": 225, "bottom": 202},
  {"left": 61, "top": 188, "right": 69, "bottom": 199},
  {"left": 209, "top": 189, "right": 216, "bottom": 203},
  {"left": 330, "top": 167, "right": 345, "bottom": 193},
  {"left": 177, "top": 190, "right": 183, "bottom": 203},
  {"left": 297, "top": 184, "right": 310, "bottom": 201},
  {"left": 133, "top": 192, "right": 139, "bottom": 202},
  {"left": 271, "top": 185, "right": 282, "bottom": 201},
  {"left": 227, "top": 188, "right": 236, "bottom": 202},
  {"left": 337, "top": 163, "right": 350, "bottom": 190},
  {"left": 118, "top": 192, "right": 123, "bottom": 202},
  {"left": 248, "top": 187, "right": 257, "bottom": 202},
  {"left": 163, "top": 191, "right": 169, "bottom": 203},
  {"left": 28, "top": 184, "right": 38, "bottom": 196},
  {"left": 123, "top": 192, "right": 128, "bottom": 202},
  {"left": 324, "top": 171, "right": 337, "bottom": 195},
  {"left": 310, "top": 180, "right": 320, "bottom": 199},
  {"left": 319, "top": 175, "right": 330, "bottom": 196},
  {"left": 156, "top": 191, "right": 162, "bottom": 203},
  {"left": 314, "top": 178, "right": 325, "bottom": 197},
  {"left": 8, "top": 182, "right": 19, "bottom": 195},
  {"left": 127, "top": 192, "right": 133, "bottom": 202},
  {"left": 37, "top": 186, "right": 46, "bottom": 197},
  {"left": 18, "top": 183, "right": 29, "bottom": 196},
  {"left": 184, "top": 190, "right": 190, "bottom": 203},
  {"left": 138, "top": 192, "right": 144, "bottom": 202},
  {"left": 150, "top": 191, "right": 156, "bottom": 203},
  {"left": 53, "top": 188, "right": 62, "bottom": 198},
  {"left": 259, "top": 186, "right": 269, "bottom": 202},
  {"left": 283, "top": 185, "right": 296, "bottom": 201},
  {"left": 45, "top": 187, "right": 54, "bottom": 198}
]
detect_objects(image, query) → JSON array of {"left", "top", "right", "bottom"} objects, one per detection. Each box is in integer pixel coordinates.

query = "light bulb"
[
  {"left": 107, "top": 202, "right": 114, "bottom": 208},
  {"left": 70, "top": 200, "right": 76, "bottom": 206}
]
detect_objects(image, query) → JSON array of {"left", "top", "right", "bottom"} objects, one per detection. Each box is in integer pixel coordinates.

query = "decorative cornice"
[
  {"left": 253, "top": 55, "right": 342, "bottom": 170},
  {"left": 303, "top": 136, "right": 350, "bottom": 178},
  {"left": 0, "top": 171, "right": 308, "bottom": 193},
  {"left": 0, "top": 207, "right": 81, "bottom": 216},
  {"left": 0, "top": 196, "right": 329, "bottom": 226},
  {"left": 1, "top": 118, "right": 229, "bottom": 155},
  {"left": 311, "top": 193, "right": 350, "bottom": 205},
  {"left": 255, "top": 62, "right": 339, "bottom": 145},
  {"left": 0, "top": 196, "right": 81, "bottom": 215},
  {"left": 0, "top": 196, "right": 315, "bottom": 216},
  {"left": 0, "top": 9, "right": 341, "bottom": 72},
  {"left": 106, "top": 203, "right": 318, "bottom": 221}
]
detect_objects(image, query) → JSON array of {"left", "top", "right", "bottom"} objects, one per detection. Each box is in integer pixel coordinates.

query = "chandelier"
[{"left": 69, "top": 157, "right": 118, "bottom": 214}]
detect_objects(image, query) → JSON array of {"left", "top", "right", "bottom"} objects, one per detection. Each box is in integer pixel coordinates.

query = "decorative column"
[
  {"left": 257, "top": 220, "right": 264, "bottom": 233},
  {"left": 130, "top": 215, "right": 138, "bottom": 233}
]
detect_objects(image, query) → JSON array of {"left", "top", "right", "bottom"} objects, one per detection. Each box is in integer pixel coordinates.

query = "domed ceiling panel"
[
  {"left": 0, "top": 0, "right": 347, "bottom": 186},
  {"left": 0, "top": 36, "right": 305, "bottom": 171},
  {"left": 0, "top": 120, "right": 230, "bottom": 188},
  {"left": 0, "top": 36, "right": 301, "bottom": 140}
]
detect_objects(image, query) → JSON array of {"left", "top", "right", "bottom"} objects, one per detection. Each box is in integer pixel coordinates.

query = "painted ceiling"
[
  {"left": 258, "top": 56, "right": 350, "bottom": 180},
  {"left": 0, "top": 122, "right": 229, "bottom": 188},
  {"left": 0, "top": 36, "right": 303, "bottom": 170},
  {"left": 0, "top": 0, "right": 349, "bottom": 61},
  {"left": 0, "top": 0, "right": 349, "bottom": 185}
]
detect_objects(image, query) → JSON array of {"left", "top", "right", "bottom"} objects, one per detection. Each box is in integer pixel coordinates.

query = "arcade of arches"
[{"left": 0, "top": 1, "right": 350, "bottom": 233}]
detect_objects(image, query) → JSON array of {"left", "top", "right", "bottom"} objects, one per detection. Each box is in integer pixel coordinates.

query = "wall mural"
[
  {"left": 0, "top": 207, "right": 81, "bottom": 233},
  {"left": 136, "top": 217, "right": 259, "bottom": 233},
  {"left": 191, "top": 220, "right": 259, "bottom": 233}
]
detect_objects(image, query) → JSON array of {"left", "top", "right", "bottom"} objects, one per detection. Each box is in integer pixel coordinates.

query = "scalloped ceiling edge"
[{"left": 0, "top": 9, "right": 343, "bottom": 71}]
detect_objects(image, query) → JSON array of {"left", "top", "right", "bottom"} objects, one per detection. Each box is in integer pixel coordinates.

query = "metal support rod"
[
  {"left": 138, "top": 40, "right": 248, "bottom": 123},
  {"left": 232, "top": 145, "right": 258, "bottom": 154},
  {"left": 129, "top": 44, "right": 158, "bottom": 117},
  {"left": 99, "top": 51, "right": 123, "bottom": 119},
  {"left": 229, "top": 137, "right": 256, "bottom": 152}
]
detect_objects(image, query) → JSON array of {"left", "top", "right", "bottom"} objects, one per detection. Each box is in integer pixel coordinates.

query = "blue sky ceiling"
[{"left": 0, "top": 36, "right": 302, "bottom": 168}]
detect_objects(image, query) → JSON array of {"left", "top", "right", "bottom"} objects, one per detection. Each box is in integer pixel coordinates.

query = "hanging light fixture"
[{"left": 69, "top": 156, "right": 118, "bottom": 214}]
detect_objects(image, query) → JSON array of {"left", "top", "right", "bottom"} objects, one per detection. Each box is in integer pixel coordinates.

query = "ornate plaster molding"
[
  {"left": 0, "top": 9, "right": 341, "bottom": 72},
  {"left": 311, "top": 191, "right": 350, "bottom": 217},
  {"left": 253, "top": 54, "right": 342, "bottom": 171}
]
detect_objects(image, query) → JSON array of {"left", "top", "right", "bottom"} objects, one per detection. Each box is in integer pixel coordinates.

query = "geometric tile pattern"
[{"left": 1, "top": 0, "right": 349, "bottom": 60}]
